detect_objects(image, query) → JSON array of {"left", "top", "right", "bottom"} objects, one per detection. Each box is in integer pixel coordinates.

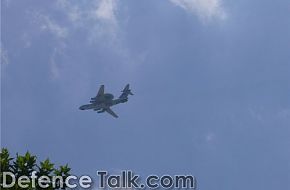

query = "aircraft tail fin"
[{"left": 119, "top": 84, "right": 133, "bottom": 100}]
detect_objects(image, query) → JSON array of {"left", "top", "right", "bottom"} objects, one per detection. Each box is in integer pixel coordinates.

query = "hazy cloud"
[
  {"left": 94, "top": 0, "right": 118, "bottom": 24},
  {"left": 277, "top": 109, "right": 290, "bottom": 120},
  {"left": 49, "top": 45, "right": 65, "bottom": 79},
  {"left": 40, "top": 17, "right": 68, "bottom": 39},
  {"left": 54, "top": 0, "right": 143, "bottom": 70},
  {"left": 56, "top": 0, "right": 119, "bottom": 42},
  {"left": 205, "top": 132, "right": 216, "bottom": 143},
  {"left": 0, "top": 45, "right": 9, "bottom": 65},
  {"left": 170, "top": 0, "right": 227, "bottom": 22},
  {"left": 32, "top": 12, "right": 68, "bottom": 39}
]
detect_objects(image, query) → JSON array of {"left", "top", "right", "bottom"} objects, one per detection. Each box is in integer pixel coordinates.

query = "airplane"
[{"left": 79, "top": 84, "right": 133, "bottom": 118}]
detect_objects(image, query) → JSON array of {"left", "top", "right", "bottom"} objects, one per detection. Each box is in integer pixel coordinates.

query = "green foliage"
[
  {"left": 1, "top": 148, "right": 13, "bottom": 172},
  {"left": 0, "top": 148, "right": 71, "bottom": 190},
  {"left": 12, "top": 152, "right": 36, "bottom": 177}
]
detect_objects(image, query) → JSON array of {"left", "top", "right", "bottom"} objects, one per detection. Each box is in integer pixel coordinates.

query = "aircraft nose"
[{"left": 79, "top": 106, "right": 84, "bottom": 110}]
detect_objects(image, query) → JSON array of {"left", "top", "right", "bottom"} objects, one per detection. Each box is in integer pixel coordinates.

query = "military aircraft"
[{"left": 79, "top": 84, "right": 133, "bottom": 118}]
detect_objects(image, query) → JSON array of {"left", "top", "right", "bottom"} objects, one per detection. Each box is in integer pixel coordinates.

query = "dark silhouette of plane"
[{"left": 79, "top": 84, "right": 133, "bottom": 118}]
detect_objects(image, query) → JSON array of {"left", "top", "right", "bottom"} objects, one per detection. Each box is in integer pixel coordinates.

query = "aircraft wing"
[{"left": 105, "top": 107, "right": 118, "bottom": 118}]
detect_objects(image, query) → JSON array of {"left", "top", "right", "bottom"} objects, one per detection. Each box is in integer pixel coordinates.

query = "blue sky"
[{"left": 1, "top": 0, "right": 290, "bottom": 189}]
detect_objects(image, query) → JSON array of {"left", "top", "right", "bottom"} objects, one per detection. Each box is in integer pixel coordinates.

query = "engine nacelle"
[{"left": 97, "top": 109, "right": 105, "bottom": 113}]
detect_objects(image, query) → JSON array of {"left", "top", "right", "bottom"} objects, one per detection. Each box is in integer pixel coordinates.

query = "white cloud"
[
  {"left": 48, "top": 41, "right": 67, "bottom": 79},
  {"left": 31, "top": 11, "right": 68, "bottom": 39},
  {"left": 276, "top": 109, "right": 290, "bottom": 120},
  {"left": 40, "top": 16, "right": 68, "bottom": 39},
  {"left": 249, "top": 106, "right": 264, "bottom": 122},
  {"left": 56, "top": 0, "right": 119, "bottom": 42},
  {"left": 0, "top": 45, "right": 9, "bottom": 65},
  {"left": 205, "top": 132, "right": 216, "bottom": 143},
  {"left": 21, "top": 33, "right": 32, "bottom": 48},
  {"left": 56, "top": 0, "right": 82, "bottom": 23},
  {"left": 50, "top": 48, "right": 60, "bottom": 79},
  {"left": 56, "top": 0, "right": 118, "bottom": 23},
  {"left": 54, "top": 0, "right": 141, "bottom": 69},
  {"left": 27, "top": 0, "right": 143, "bottom": 80},
  {"left": 248, "top": 105, "right": 290, "bottom": 124},
  {"left": 29, "top": 11, "right": 68, "bottom": 79},
  {"left": 94, "top": 0, "right": 118, "bottom": 24},
  {"left": 170, "top": 0, "right": 227, "bottom": 22}
]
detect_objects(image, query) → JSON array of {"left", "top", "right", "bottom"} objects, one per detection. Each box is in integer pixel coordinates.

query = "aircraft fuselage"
[{"left": 79, "top": 84, "right": 133, "bottom": 118}]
